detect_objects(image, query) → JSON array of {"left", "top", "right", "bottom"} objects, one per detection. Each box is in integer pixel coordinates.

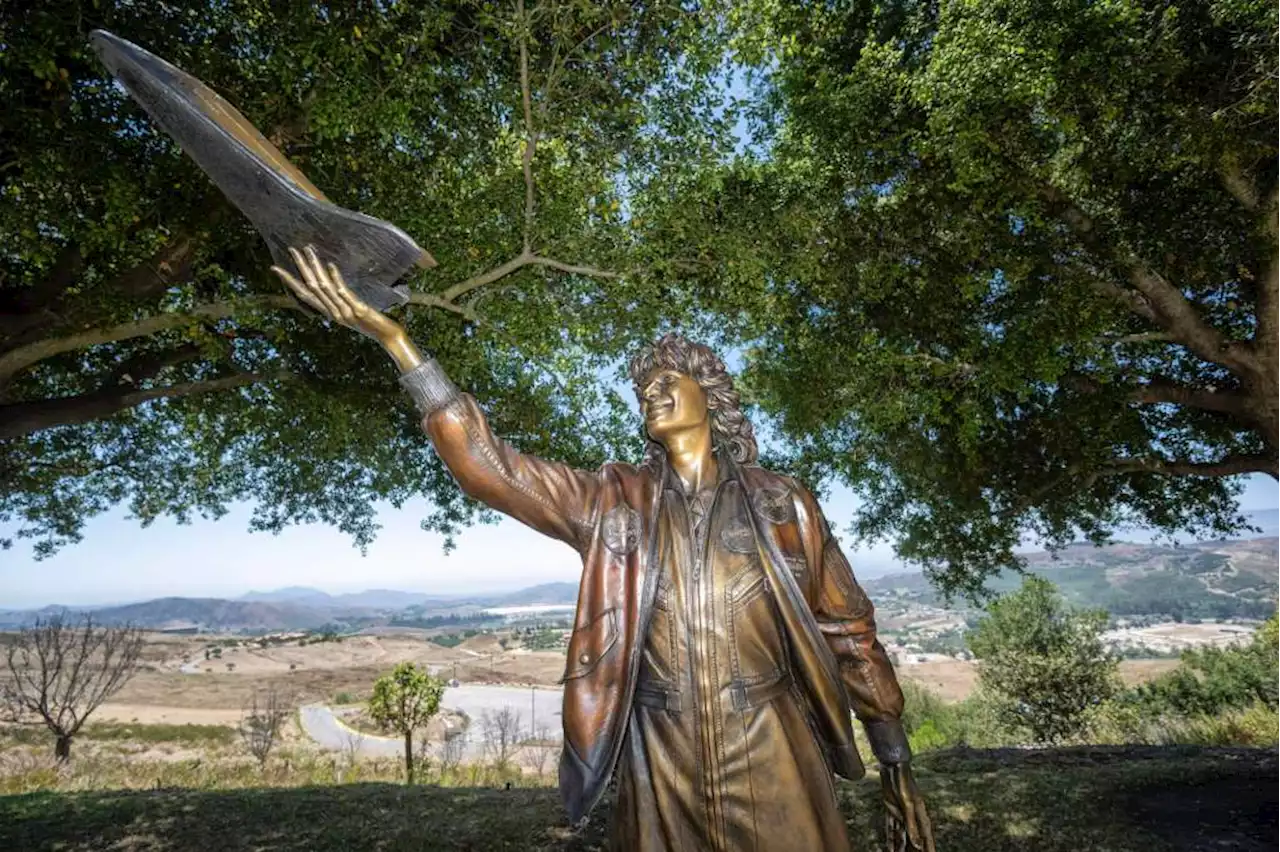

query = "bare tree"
[
  {"left": 335, "top": 723, "right": 363, "bottom": 783},
  {"left": 1, "top": 613, "right": 144, "bottom": 761},
  {"left": 436, "top": 730, "right": 466, "bottom": 774},
  {"left": 479, "top": 706, "right": 522, "bottom": 768},
  {"left": 521, "top": 723, "right": 557, "bottom": 777},
  {"left": 238, "top": 687, "right": 289, "bottom": 766}
]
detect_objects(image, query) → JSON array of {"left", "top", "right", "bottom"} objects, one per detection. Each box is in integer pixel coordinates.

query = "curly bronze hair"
[{"left": 627, "top": 332, "right": 758, "bottom": 468}]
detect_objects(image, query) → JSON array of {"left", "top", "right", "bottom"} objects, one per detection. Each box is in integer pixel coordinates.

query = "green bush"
[
  {"left": 897, "top": 681, "right": 1020, "bottom": 753},
  {"left": 968, "top": 577, "right": 1120, "bottom": 743},
  {"left": 83, "top": 722, "right": 237, "bottom": 746},
  {"left": 1127, "top": 615, "right": 1278, "bottom": 717}
]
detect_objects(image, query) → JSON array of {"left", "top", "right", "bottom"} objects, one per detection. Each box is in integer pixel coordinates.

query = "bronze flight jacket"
[{"left": 422, "top": 391, "right": 907, "bottom": 823}]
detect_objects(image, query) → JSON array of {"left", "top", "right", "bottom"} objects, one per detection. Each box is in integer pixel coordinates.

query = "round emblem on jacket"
[
  {"left": 719, "top": 518, "right": 756, "bottom": 554},
  {"left": 602, "top": 505, "right": 640, "bottom": 555},
  {"left": 752, "top": 484, "right": 795, "bottom": 525}
]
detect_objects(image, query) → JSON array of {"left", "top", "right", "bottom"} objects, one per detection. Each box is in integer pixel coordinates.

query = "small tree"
[
  {"left": 521, "top": 723, "right": 557, "bottom": 776},
  {"left": 479, "top": 706, "right": 522, "bottom": 768},
  {"left": 1, "top": 613, "right": 144, "bottom": 761},
  {"left": 238, "top": 687, "right": 289, "bottom": 766},
  {"left": 367, "top": 662, "right": 445, "bottom": 784},
  {"left": 968, "top": 577, "right": 1119, "bottom": 743}
]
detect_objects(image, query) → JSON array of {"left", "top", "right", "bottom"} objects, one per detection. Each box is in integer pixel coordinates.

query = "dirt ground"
[
  {"left": 89, "top": 632, "right": 1189, "bottom": 727},
  {"left": 103, "top": 633, "right": 567, "bottom": 721},
  {"left": 896, "top": 658, "right": 1179, "bottom": 702},
  {"left": 1129, "top": 769, "right": 1278, "bottom": 852}
]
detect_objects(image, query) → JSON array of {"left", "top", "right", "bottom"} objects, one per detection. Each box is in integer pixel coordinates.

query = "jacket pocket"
[
  {"left": 727, "top": 565, "right": 768, "bottom": 606},
  {"left": 560, "top": 607, "right": 619, "bottom": 682}
]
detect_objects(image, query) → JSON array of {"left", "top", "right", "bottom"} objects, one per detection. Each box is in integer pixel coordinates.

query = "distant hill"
[
  {"left": 239, "top": 586, "right": 336, "bottom": 605},
  {"left": 240, "top": 587, "right": 444, "bottom": 609},
  {"left": 0, "top": 597, "right": 352, "bottom": 632},
  {"left": 7, "top": 532, "right": 1273, "bottom": 632},
  {"left": 0, "top": 582, "right": 582, "bottom": 633},
  {"left": 867, "top": 536, "right": 1278, "bottom": 619},
  {"left": 481, "top": 582, "right": 579, "bottom": 607}
]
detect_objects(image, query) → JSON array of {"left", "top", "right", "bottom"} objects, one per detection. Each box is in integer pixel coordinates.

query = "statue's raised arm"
[{"left": 273, "top": 246, "right": 600, "bottom": 552}]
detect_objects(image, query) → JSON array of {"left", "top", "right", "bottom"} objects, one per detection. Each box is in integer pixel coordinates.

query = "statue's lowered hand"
[
  {"left": 880, "top": 762, "right": 935, "bottom": 852},
  {"left": 272, "top": 245, "right": 404, "bottom": 344}
]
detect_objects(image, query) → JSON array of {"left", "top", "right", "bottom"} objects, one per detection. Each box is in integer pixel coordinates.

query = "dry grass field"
[
  {"left": 890, "top": 658, "right": 1179, "bottom": 703},
  {"left": 83, "top": 630, "right": 1187, "bottom": 725},
  {"left": 89, "top": 632, "right": 568, "bottom": 727},
  {"left": 2, "top": 626, "right": 1273, "bottom": 851}
]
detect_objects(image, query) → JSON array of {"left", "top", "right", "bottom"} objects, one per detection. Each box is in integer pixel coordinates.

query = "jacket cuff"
[
  {"left": 863, "top": 719, "right": 912, "bottom": 765},
  {"left": 398, "top": 358, "right": 459, "bottom": 416}
]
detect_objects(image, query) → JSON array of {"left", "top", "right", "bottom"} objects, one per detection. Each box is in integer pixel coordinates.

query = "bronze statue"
[
  {"left": 273, "top": 246, "right": 935, "bottom": 851},
  {"left": 89, "top": 27, "right": 933, "bottom": 851}
]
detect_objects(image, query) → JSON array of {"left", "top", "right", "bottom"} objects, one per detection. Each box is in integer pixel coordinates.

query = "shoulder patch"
[
  {"left": 602, "top": 505, "right": 640, "bottom": 555},
  {"left": 752, "top": 484, "right": 796, "bottom": 525}
]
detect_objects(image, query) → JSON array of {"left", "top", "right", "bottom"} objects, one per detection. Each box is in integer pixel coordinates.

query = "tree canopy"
[
  {"left": 3, "top": 1, "right": 1276, "bottom": 599},
  {"left": 1, "top": 0, "right": 732, "bottom": 556},
  {"left": 643, "top": 0, "right": 1278, "bottom": 595}
]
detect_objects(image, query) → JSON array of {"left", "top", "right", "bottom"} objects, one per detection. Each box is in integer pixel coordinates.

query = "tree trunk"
[
  {"left": 54, "top": 734, "right": 72, "bottom": 762},
  {"left": 404, "top": 729, "right": 414, "bottom": 784}
]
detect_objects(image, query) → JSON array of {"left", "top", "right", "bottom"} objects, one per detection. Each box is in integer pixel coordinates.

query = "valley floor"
[{"left": 0, "top": 746, "right": 1273, "bottom": 852}]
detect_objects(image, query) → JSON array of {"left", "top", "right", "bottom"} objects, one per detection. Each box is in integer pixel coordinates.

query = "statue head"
[{"left": 627, "top": 333, "right": 758, "bottom": 469}]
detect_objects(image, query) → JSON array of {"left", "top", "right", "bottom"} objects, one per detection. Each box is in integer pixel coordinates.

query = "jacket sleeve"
[
  {"left": 796, "top": 485, "right": 912, "bottom": 764},
  {"left": 403, "top": 358, "right": 601, "bottom": 553}
]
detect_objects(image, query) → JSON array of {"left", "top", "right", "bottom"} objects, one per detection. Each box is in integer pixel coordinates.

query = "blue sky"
[{"left": 1, "top": 466, "right": 1275, "bottom": 608}]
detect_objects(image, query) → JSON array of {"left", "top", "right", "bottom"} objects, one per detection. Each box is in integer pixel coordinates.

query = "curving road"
[{"left": 300, "top": 683, "right": 564, "bottom": 760}]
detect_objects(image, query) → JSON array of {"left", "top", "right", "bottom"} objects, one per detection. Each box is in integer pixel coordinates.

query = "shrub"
[
  {"left": 1127, "top": 615, "right": 1278, "bottom": 717},
  {"left": 968, "top": 577, "right": 1120, "bottom": 744}
]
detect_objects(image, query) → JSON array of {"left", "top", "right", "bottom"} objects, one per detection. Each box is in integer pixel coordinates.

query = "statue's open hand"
[
  {"left": 272, "top": 245, "right": 402, "bottom": 342},
  {"left": 880, "top": 762, "right": 935, "bottom": 852}
]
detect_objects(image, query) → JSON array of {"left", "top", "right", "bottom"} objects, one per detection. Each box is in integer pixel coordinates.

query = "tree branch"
[
  {"left": 0, "top": 245, "right": 620, "bottom": 389},
  {"left": 1098, "top": 331, "right": 1175, "bottom": 345},
  {"left": 1102, "top": 454, "right": 1277, "bottom": 479},
  {"left": 1045, "top": 186, "right": 1256, "bottom": 375},
  {"left": 112, "top": 232, "right": 200, "bottom": 301},
  {"left": 529, "top": 255, "right": 621, "bottom": 280},
  {"left": 0, "top": 371, "right": 286, "bottom": 440},
  {"left": 0, "top": 244, "right": 85, "bottom": 337},
  {"left": 518, "top": 0, "right": 537, "bottom": 252},
  {"left": 0, "top": 295, "right": 299, "bottom": 389},
  {"left": 1219, "top": 154, "right": 1260, "bottom": 211},
  {"left": 1254, "top": 185, "right": 1278, "bottom": 355},
  {"left": 1131, "top": 377, "right": 1249, "bottom": 416},
  {"left": 438, "top": 250, "right": 621, "bottom": 304},
  {"left": 1065, "top": 372, "right": 1249, "bottom": 417}
]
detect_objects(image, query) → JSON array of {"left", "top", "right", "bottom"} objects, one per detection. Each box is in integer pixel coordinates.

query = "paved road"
[{"left": 299, "top": 684, "right": 564, "bottom": 760}]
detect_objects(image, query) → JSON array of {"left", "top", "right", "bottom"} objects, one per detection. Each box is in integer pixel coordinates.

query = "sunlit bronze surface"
[
  {"left": 269, "top": 227, "right": 933, "bottom": 850},
  {"left": 271, "top": 248, "right": 934, "bottom": 850}
]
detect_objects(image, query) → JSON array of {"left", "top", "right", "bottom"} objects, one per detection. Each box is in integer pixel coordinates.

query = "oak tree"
[
  {"left": 652, "top": 0, "right": 1278, "bottom": 595},
  {"left": 1, "top": 0, "right": 731, "bottom": 557}
]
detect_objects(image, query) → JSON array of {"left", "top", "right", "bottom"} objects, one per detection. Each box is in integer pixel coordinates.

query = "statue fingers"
[
  {"left": 271, "top": 265, "right": 328, "bottom": 316},
  {"left": 910, "top": 795, "right": 935, "bottom": 852},
  {"left": 291, "top": 246, "right": 346, "bottom": 319},
  {"left": 303, "top": 245, "right": 340, "bottom": 293},
  {"left": 327, "top": 261, "right": 368, "bottom": 318}
]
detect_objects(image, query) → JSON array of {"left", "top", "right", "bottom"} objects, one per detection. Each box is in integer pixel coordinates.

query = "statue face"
[{"left": 640, "top": 368, "right": 710, "bottom": 444}]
